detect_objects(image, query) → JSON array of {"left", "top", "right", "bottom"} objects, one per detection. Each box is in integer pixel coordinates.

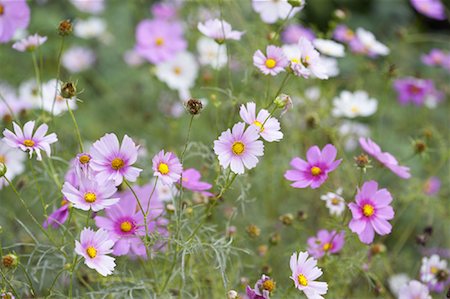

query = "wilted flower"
[
  {"left": 198, "top": 19, "right": 244, "bottom": 43},
  {"left": 332, "top": 90, "right": 378, "bottom": 118},
  {"left": 12, "top": 33, "right": 47, "bottom": 52},
  {"left": 252, "top": 0, "right": 303, "bottom": 24},
  {"left": 0, "top": 0, "right": 30, "bottom": 43},
  {"left": 152, "top": 150, "right": 183, "bottom": 185},
  {"left": 307, "top": 230, "right": 345, "bottom": 259}
]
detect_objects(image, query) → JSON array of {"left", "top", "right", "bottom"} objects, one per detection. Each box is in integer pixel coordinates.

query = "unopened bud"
[
  {"left": 269, "top": 232, "right": 281, "bottom": 245},
  {"left": 354, "top": 153, "right": 370, "bottom": 169},
  {"left": 370, "top": 243, "right": 386, "bottom": 255},
  {"left": 0, "top": 162, "right": 7, "bottom": 177},
  {"left": 279, "top": 213, "right": 294, "bottom": 226},
  {"left": 61, "top": 81, "right": 77, "bottom": 99},
  {"left": 186, "top": 98, "right": 203, "bottom": 115},
  {"left": 274, "top": 93, "right": 293, "bottom": 111},
  {"left": 2, "top": 254, "right": 18, "bottom": 269},
  {"left": 246, "top": 224, "right": 261, "bottom": 238},
  {"left": 288, "top": 0, "right": 304, "bottom": 8},
  {"left": 227, "top": 290, "right": 239, "bottom": 299},
  {"left": 413, "top": 140, "right": 427, "bottom": 154},
  {"left": 297, "top": 210, "right": 308, "bottom": 221},
  {"left": 58, "top": 19, "right": 73, "bottom": 36}
]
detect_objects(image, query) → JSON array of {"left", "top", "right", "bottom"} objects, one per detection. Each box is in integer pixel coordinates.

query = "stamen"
[
  {"left": 158, "top": 162, "right": 169, "bottom": 175},
  {"left": 232, "top": 141, "right": 245, "bottom": 155},
  {"left": 111, "top": 158, "right": 124, "bottom": 170},
  {"left": 23, "top": 139, "right": 35, "bottom": 147},
  {"left": 84, "top": 192, "right": 97, "bottom": 203},
  {"left": 297, "top": 274, "right": 308, "bottom": 286},
  {"left": 310, "top": 166, "right": 322, "bottom": 176},
  {"left": 362, "top": 204, "right": 375, "bottom": 217},
  {"left": 86, "top": 246, "right": 97, "bottom": 258}
]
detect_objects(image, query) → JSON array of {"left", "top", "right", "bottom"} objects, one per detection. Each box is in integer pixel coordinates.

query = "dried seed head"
[
  {"left": 354, "top": 153, "right": 370, "bottom": 169},
  {"left": 370, "top": 243, "right": 386, "bottom": 255},
  {"left": 58, "top": 19, "right": 73, "bottom": 36},
  {"left": 2, "top": 254, "right": 18, "bottom": 269},
  {"left": 297, "top": 210, "right": 308, "bottom": 221},
  {"left": 279, "top": 213, "right": 294, "bottom": 226},
  {"left": 269, "top": 232, "right": 281, "bottom": 245},
  {"left": 61, "top": 81, "right": 77, "bottom": 99},
  {"left": 186, "top": 98, "right": 203, "bottom": 115}
]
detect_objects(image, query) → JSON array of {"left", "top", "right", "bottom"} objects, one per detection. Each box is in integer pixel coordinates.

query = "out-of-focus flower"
[
  {"left": 43, "top": 200, "right": 70, "bottom": 229},
  {"left": 253, "top": 45, "right": 289, "bottom": 76},
  {"left": 70, "top": 0, "right": 105, "bottom": 14},
  {"left": 239, "top": 102, "right": 283, "bottom": 142},
  {"left": 289, "top": 251, "right": 328, "bottom": 299},
  {"left": 154, "top": 51, "right": 199, "bottom": 92},
  {"left": 0, "top": 292, "right": 15, "bottom": 299},
  {"left": 197, "top": 37, "right": 227, "bottom": 69},
  {"left": 197, "top": 19, "right": 244, "bottom": 43},
  {"left": 348, "top": 180, "right": 394, "bottom": 244},
  {"left": 0, "top": 140, "right": 25, "bottom": 190},
  {"left": 399, "top": 280, "right": 432, "bottom": 299},
  {"left": 307, "top": 230, "right": 345, "bottom": 259},
  {"left": 359, "top": 137, "right": 411, "bottom": 179},
  {"left": 420, "top": 254, "right": 449, "bottom": 292},
  {"left": 410, "top": 0, "right": 447, "bottom": 20},
  {"left": 74, "top": 17, "right": 107, "bottom": 39},
  {"left": 313, "top": 39, "right": 345, "bottom": 58},
  {"left": 332, "top": 90, "right": 378, "bottom": 118},
  {"left": 282, "top": 24, "right": 315, "bottom": 44},
  {"left": 152, "top": 150, "right": 182, "bottom": 186},
  {"left": 75, "top": 228, "right": 115, "bottom": 276},
  {"left": 423, "top": 177, "right": 441, "bottom": 196},
  {"left": 388, "top": 273, "right": 410, "bottom": 297},
  {"left": 246, "top": 274, "right": 276, "bottom": 298},
  {"left": 333, "top": 25, "right": 355, "bottom": 43},
  {"left": 320, "top": 188, "right": 346, "bottom": 216},
  {"left": 12, "top": 33, "right": 47, "bottom": 52},
  {"left": 179, "top": 168, "right": 212, "bottom": 196},
  {"left": 0, "top": 0, "right": 30, "bottom": 43},
  {"left": 62, "top": 46, "right": 96, "bottom": 73},
  {"left": 393, "top": 77, "right": 443, "bottom": 106},
  {"left": 214, "top": 122, "right": 264, "bottom": 175},
  {"left": 421, "top": 49, "right": 448, "bottom": 67},
  {"left": 284, "top": 144, "right": 342, "bottom": 189},
  {"left": 352, "top": 28, "right": 390, "bottom": 57},
  {"left": 151, "top": 2, "right": 177, "bottom": 20},
  {"left": 123, "top": 49, "right": 145, "bottom": 67},
  {"left": 0, "top": 82, "right": 32, "bottom": 120},
  {"left": 252, "top": 0, "right": 303, "bottom": 24},
  {"left": 338, "top": 121, "right": 370, "bottom": 152},
  {"left": 320, "top": 57, "right": 340, "bottom": 78}
]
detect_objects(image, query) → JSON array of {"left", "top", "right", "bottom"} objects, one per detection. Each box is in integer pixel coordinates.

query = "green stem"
[
  {"left": 51, "top": 37, "right": 65, "bottom": 120},
  {"left": 29, "top": 159, "right": 48, "bottom": 219},
  {"left": 66, "top": 99, "right": 84, "bottom": 152},
  {"left": 31, "top": 52, "right": 43, "bottom": 111}
]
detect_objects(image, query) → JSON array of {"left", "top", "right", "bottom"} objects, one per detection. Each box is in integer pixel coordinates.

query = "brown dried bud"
[
  {"left": 437, "top": 269, "right": 449, "bottom": 282},
  {"left": 58, "top": 19, "right": 73, "bottom": 36},
  {"left": 279, "top": 213, "right": 294, "bottom": 226},
  {"left": 354, "top": 153, "right": 370, "bottom": 168},
  {"left": 269, "top": 232, "right": 281, "bottom": 245},
  {"left": 246, "top": 224, "right": 261, "bottom": 238},
  {"left": 2, "top": 254, "right": 18, "bottom": 268},
  {"left": 186, "top": 98, "right": 203, "bottom": 115},
  {"left": 414, "top": 140, "right": 427, "bottom": 154},
  {"left": 370, "top": 243, "right": 386, "bottom": 255},
  {"left": 424, "top": 226, "right": 433, "bottom": 236},
  {"left": 422, "top": 128, "right": 433, "bottom": 139},
  {"left": 61, "top": 81, "right": 77, "bottom": 99},
  {"left": 415, "top": 234, "right": 427, "bottom": 246},
  {"left": 297, "top": 210, "right": 308, "bottom": 221}
]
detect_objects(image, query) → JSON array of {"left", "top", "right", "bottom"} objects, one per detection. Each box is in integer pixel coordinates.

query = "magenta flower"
[
  {"left": 359, "top": 137, "right": 411, "bottom": 179},
  {"left": 152, "top": 150, "right": 183, "bottom": 185},
  {"left": 253, "top": 45, "right": 289, "bottom": 76},
  {"left": 2, "top": 121, "right": 58, "bottom": 161},
  {"left": 307, "top": 230, "right": 345, "bottom": 259},
  {"left": 348, "top": 180, "right": 394, "bottom": 244},
  {"left": 333, "top": 25, "right": 355, "bottom": 43},
  {"left": 0, "top": 0, "right": 30, "bottom": 43},
  {"left": 423, "top": 176, "right": 441, "bottom": 196},
  {"left": 284, "top": 144, "right": 341, "bottom": 189},
  {"left": 289, "top": 251, "right": 328, "bottom": 299},
  {"left": 62, "top": 176, "right": 119, "bottom": 212},
  {"left": 410, "top": 0, "right": 446, "bottom": 20},
  {"left": 90, "top": 133, "right": 142, "bottom": 186},
  {"left": 214, "top": 122, "right": 264, "bottom": 175},
  {"left": 197, "top": 19, "right": 244, "bottom": 43},
  {"left": 249, "top": 274, "right": 276, "bottom": 299},
  {"left": 135, "top": 19, "right": 187, "bottom": 64},
  {"left": 393, "top": 77, "right": 436, "bottom": 106},
  {"left": 12, "top": 33, "right": 47, "bottom": 52},
  {"left": 421, "top": 49, "right": 447, "bottom": 67},
  {"left": 239, "top": 102, "right": 283, "bottom": 142},
  {"left": 43, "top": 200, "right": 70, "bottom": 229},
  {"left": 282, "top": 24, "right": 315, "bottom": 44},
  {"left": 75, "top": 228, "right": 116, "bottom": 276},
  {"left": 179, "top": 168, "right": 213, "bottom": 196}
]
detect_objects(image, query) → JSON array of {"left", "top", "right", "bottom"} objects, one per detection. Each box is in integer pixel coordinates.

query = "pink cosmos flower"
[
  {"left": 197, "top": 19, "right": 244, "bottom": 43},
  {"left": 12, "top": 34, "right": 47, "bottom": 52},
  {"left": 423, "top": 176, "right": 440, "bottom": 196},
  {"left": 307, "top": 230, "right": 345, "bottom": 259},
  {"left": 90, "top": 133, "right": 142, "bottom": 186},
  {"left": 348, "top": 180, "right": 394, "bottom": 244},
  {"left": 214, "top": 122, "right": 264, "bottom": 175},
  {"left": 62, "top": 176, "right": 119, "bottom": 212},
  {"left": 282, "top": 24, "right": 315, "bottom": 44},
  {"left": 289, "top": 251, "right": 328, "bottom": 299},
  {"left": 253, "top": 45, "right": 289, "bottom": 76},
  {"left": 151, "top": 2, "right": 177, "bottom": 20},
  {"left": 246, "top": 274, "right": 275, "bottom": 299},
  {"left": 284, "top": 144, "right": 341, "bottom": 189},
  {"left": 75, "top": 227, "right": 116, "bottom": 276},
  {"left": 398, "top": 280, "right": 431, "bottom": 299},
  {"left": 333, "top": 25, "right": 355, "bottom": 43},
  {"left": 152, "top": 150, "right": 183, "bottom": 185},
  {"left": 2, "top": 121, "right": 58, "bottom": 161},
  {"left": 75, "top": 152, "right": 93, "bottom": 178},
  {"left": 421, "top": 49, "right": 447, "bottom": 67},
  {"left": 0, "top": 0, "right": 30, "bottom": 43},
  {"left": 410, "top": 0, "right": 446, "bottom": 20},
  {"left": 359, "top": 137, "right": 411, "bottom": 179},
  {"left": 135, "top": 19, "right": 187, "bottom": 64},
  {"left": 179, "top": 168, "right": 213, "bottom": 196},
  {"left": 393, "top": 77, "right": 443, "bottom": 106},
  {"left": 420, "top": 254, "right": 449, "bottom": 292},
  {"left": 239, "top": 102, "right": 283, "bottom": 142},
  {"left": 43, "top": 200, "right": 70, "bottom": 229}
]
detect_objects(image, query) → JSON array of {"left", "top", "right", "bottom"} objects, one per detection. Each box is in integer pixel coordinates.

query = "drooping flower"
[
  {"left": 253, "top": 45, "right": 289, "bottom": 76},
  {"left": 2, "top": 121, "right": 58, "bottom": 161},
  {"left": 239, "top": 102, "right": 283, "bottom": 142},
  {"left": 43, "top": 200, "right": 70, "bottom": 229},
  {"left": 393, "top": 77, "right": 443, "bottom": 106},
  {"left": 282, "top": 24, "right": 315, "bottom": 44},
  {"left": 0, "top": 140, "right": 25, "bottom": 190},
  {"left": 420, "top": 254, "right": 449, "bottom": 292},
  {"left": 398, "top": 280, "right": 432, "bottom": 299},
  {"left": 213, "top": 122, "right": 264, "bottom": 175},
  {"left": 246, "top": 274, "right": 276, "bottom": 299},
  {"left": 320, "top": 188, "right": 346, "bottom": 216},
  {"left": 423, "top": 177, "right": 441, "bottom": 196},
  {"left": 289, "top": 251, "right": 328, "bottom": 299},
  {"left": 313, "top": 39, "right": 345, "bottom": 58},
  {"left": 348, "top": 180, "right": 394, "bottom": 244},
  {"left": 69, "top": 0, "right": 105, "bottom": 14},
  {"left": 62, "top": 46, "right": 96, "bottom": 73},
  {"left": 332, "top": 90, "right": 378, "bottom": 118},
  {"left": 359, "top": 137, "right": 411, "bottom": 179},
  {"left": 75, "top": 228, "right": 115, "bottom": 276},
  {"left": 307, "top": 230, "right": 345, "bottom": 259},
  {"left": 12, "top": 34, "right": 47, "bottom": 52},
  {"left": 410, "top": 0, "right": 446, "bottom": 20},
  {"left": 179, "top": 168, "right": 213, "bottom": 196},
  {"left": 284, "top": 144, "right": 342, "bottom": 189},
  {"left": 90, "top": 133, "right": 142, "bottom": 186},
  {"left": 152, "top": 150, "right": 183, "bottom": 185},
  {"left": 197, "top": 19, "right": 244, "bottom": 43},
  {"left": 252, "top": 0, "right": 303, "bottom": 24},
  {"left": 0, "top": 0, "right": 30, "bottom": 43},
  {"left": 197, "top": 37, "right": 227, "bottom": 69}
]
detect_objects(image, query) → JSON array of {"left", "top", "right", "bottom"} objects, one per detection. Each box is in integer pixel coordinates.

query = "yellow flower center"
[
  {"left": 111, "top": 158, "right": 124, "bottom": 170},
  {"left": 0, "top": 155, "right": 5, "bottom": 163},
  {"left": 232, "top": 141, "right": 245, "bottom": 155},
  {"left": 0, "top": 4, "right": 4, "bottom": 15},
  {"left": 331, "top": 198, "right": 340, "bottom": 205},
  {"left": 291, "top": 58, "right": 300, "bottom": 64},
  {"left": 79, "top": 155, "right": 90, "bottom": 164},
  {"left": 253, "top": 120, "right": 264, "bottom": 132},
  {"left": 362, "top": 204, "right": 375, "bottom": 217},
  {"left": 310, "top": 166, "right": 322, "bottom": 176},
  {"left": 323, "top": 242, "right": 333, "bottom": 251},
  {"left": 84, "top": 192, "right": 97, "bottom": 203},
  {"left": 351, "top": 105, "right": 360, "bottom": 113},
  {"left": 345, "top": 30, "right": 354, "bottom": 39},
  {"left": 173, "top": 66, "right": 182, "bottom": 75},
  {"left": 297, "top": 274, "right": 308, "bottom": 286},
  {"left": 262, "top": 279, "right": 275, "bottom": 292},
  {"left": 120, "top": 221, "right": 132, "bottom": 232},
  {"left": 86, "top": 246, "right": 97, "bottom": 258},
  {"left": 302, "top": 55, "right": 310, "bottom": 67},
  {"left": 61, "top": 199, "right": 68, "bottom": 206},
  {"left": 155, "top": 37, "right": 164, "bottom": 46},
  {"left": 265, "top": 58, "right": 276, "bottom": 69},
  {"left": 430, "top": 266, "right": 438, "bottom": 274},
  {"left": 158, "top": 162, "right": 169, "bottom": 175},
  {"left": 23, "top": 139, "right": 35, "bottom": 147}
]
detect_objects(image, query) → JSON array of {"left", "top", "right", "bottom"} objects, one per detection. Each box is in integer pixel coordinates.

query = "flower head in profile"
[
  {"left": 75, "top": 228, "right": 115, "bottom": 276},
  {"left": 153, "top": 150, "right": 183, "bottom": 185},
  {"left": 423, "top": 176, "right": 440, "bottom": 196},
  {"left": 0, "top": 0, "right": 30, "bottom": 43},
  {"left": 12, "top": 34, "right": 47, "bottom": 52},
  {"left": 90, "top": 133, "right": 142, "bottom": 186},
  {"left": 179, "top": 168, "right": 213, "bottom": 196},
  {"left": 239, "top": 102, "right": 283, "bottom": 142},
  {"left": 348, "top": 180, "right": 394, "bottom": 244},
  {"left": 2, "top": 121, "right": 58, "bottom": 161},
  {"left": 253, "top": 45, "right": 289, "bottom": 76},
  {"left": 359, "top": 137, "right": 411, "bottom": 179},
  {"left": 197, "top": 19, "right": 244, "bottom": 43},
  {"left": 246, "top": 274, "right": 276, "bottom": 298},
  {"left": 332, "top": 90, "right": 378, "bottom": 118},
  {"left": 420, "top": 254, "right": 449, "bottom": 292},
  {"left": 307, "top": 230, "right": 345, "bottom": 259},
  {"left": 333, "top": 25, "right": 355, "bottom": 43},
  {"left": 289, "top": 251, "right": 328, "bottom": 299},
  {"left": 313, "top": 39, "right": 345, "bottom": 58},
  {"left": 320, "top": 188, "right": 346, "bottom": 216},
  {"left": 43, "top": 199, "right": 70, "bottom": 229},
  {"left": 410, "top": 0, "right": 446, "bottom": 20},
  {"left": 214, "top": 122, "right": 264, "bottom": 175},
  {"left": 0, "top": 140, "right": 25, "bottom": 190},
  {"left": 398, "top": 280, "right": 431, "bottom": 299},
  {"left": 252, "top": 0, "right": 303, "bottom": 24},
  {"left": 421, "top": 49, "right": 449, "bottom": 67},
  {"left": 284, "top": 144, "right": 341, "bottom": 189}
]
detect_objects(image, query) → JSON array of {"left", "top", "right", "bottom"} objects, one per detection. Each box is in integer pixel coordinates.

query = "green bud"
[
  {"left": 288, "top": 0, "right": 304, "bottom": 7},
  {"left": 0, "top": 162, "right": 7, "bottom": 177}
]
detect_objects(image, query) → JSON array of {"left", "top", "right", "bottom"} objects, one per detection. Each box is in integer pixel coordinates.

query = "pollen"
[
  {"left": 323, "top": 242, "right": 333, "bottom": 251},
  {"left": 79, "top": 155, "right": 90, "bottom": 164},
  {"left": 265, "top": 58, "right": 276, "bottom": 69},
  {"left": 120, "top": 221, "right": 133, "bottom": 232},
  {"left": 158, "top": 162, "right": 170, "bottom": 175},
  {"left": 351, "top": 105, "right": 360, "bottom": 113},
  {"left": 173, "top": 66, "right": 182, "bottom": 75},
  {"left": 291, "top": 58, "right": 300, "bottom": 64},
  {"left": 84, "top": 192, "right": 97, "bottom": 203},
  {"left": 0, "top": 155, "right": 5, "bottom": 163},
  {"left": 262, "top": 279, "right": 275, "bottom": 292},
  {"left": 155, "top": 37, "right": 164, "bottom": 46},
  {"left": 331, "top": 198, "right": 341, "bottom": 205},
  {"left": 310, "top": 166, "right": 322, "bottom": 176},
  {"left": 86, "top": 246, "right": 97, "bottom": 258},
  {"left": 297, "top": 274, "right": 308, "bottom": 286},
  {"left": 430, "top": 266, "right": 438, "bottom": 274},
  {"left": 111, "top": 158, "right": 124, "bottom": 170},
  {"left": 232, "top": 141, "right": 245, "bottom": 155},
  {"left": 253, "top": 120, "right": 264, "bottom": 132},
  {"left": 362, "top": 204, "right": 375, "bottom": 217},
  {"left": 23, "top": 139, "right": 35, "bottom": 147}
]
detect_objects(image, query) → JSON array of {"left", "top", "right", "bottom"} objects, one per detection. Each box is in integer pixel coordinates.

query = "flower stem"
[
  {"left": 66, "top": 99, "right": 84, "bottom": 153},
  {"left": 51, "top": 37, "right": 65, "bottom": 120}
]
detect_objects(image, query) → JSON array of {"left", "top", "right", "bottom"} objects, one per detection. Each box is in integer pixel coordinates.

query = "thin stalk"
[
  {"left": 28, "top": 159, "right": 48, "bottom": 218},
  {"left": 51, "top": 37, "right": 65, "bottom": 119},
  {"left": 31, "top": 52, "right": 43, "bottom": 111},
  {"left": 66, "top": 99, "right": 84, "bottom": 152}
]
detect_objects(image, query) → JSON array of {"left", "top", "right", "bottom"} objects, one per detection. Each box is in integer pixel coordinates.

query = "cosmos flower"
[
  {"left": 359, "top": 137, "right": 411, "bottom": 179},
  {"left": 90, "top": 133, "right": 142, "bottom": 186},
  {"left": 282, "top": 24, "right": 315, "bottom": 44},
  {"left": 421, "top": 49, "right": 448, "bottom": 67},
  {"left": 0, "top": 0, "right": 30, "bottom": 43},
  {"left": 423, "top": 177, "right": 441, "bottom": 196},
  {"left": 69, "top": 0, "right": 105, "bottom": 14},
  {"left": 0, "top": 140, "right": 26, "bottom": 190},
  {"left": 320, "top": 188, "right": 346, "bottom": 216},
  {"left": 43, "top": 200, "right": 70, "bottom": 229},
  {"left": 12, "top": 33, "right": 47, "bottom": 52},
  {"left": 152, "top": 150, "right": 183, "bottom": 185},
  {"left": 348, "top": 180, "right": 394, "bottom": 244},
  {"left": 75, "top": 228, "right": 115, "bottom": 276},
  {"left": 420, "top": 254, "right": 449, "bottom": 292},
  {"left": 284, "top": 144, "right": 342, "bottom": 189},
  {"left": 253, "top": 45, "right": 289, "bottom": 76},
  {"left": 332, "top": 90, "right": 378, "bottom": 118},
  {"left": 62, "top": 46, "right": 96, "bottom": 73},
  {"left": 2, "top": 121, "right": 58, "bottom": 161},
  {"left": 197, "top": 19, "right": 244, "bottom": 43},
  {"left": 352, "top": 28, "right": 390, "bottom": 57},
  {"left": 214, "top": 122, "right": 264, "bottom": 175},
  {"left": 307, "top": 230, "right": 345, "bottom": 259},
  {"left": 246, "top": 274, "right": 276, "bottom": 299},
  {"left": 179, "top": 168, "right": 213, "bottom": 196},
  {"left": 313, "top": 39, "right": 345, "bottom": 58},
  {"left": 252, "top": 0, "right": 303, "bottom": 24},
  {"left": 289, "top": 251, "right": 328, "bottom": 299},
  {"left": 239, "top": 102, "right": 283, "bottom": 142},
  {"left": 398, "top": 280, "right": 431, "bottom": 299},
  {"left": 74, "top": 17, "right": 107, "bottom": 39},
  {"left": 197, "top": 37, "right": 227, "bottom": 69},
  {"left": 393, "top": 77, "right": 443, "bottom": 106},
  {"left": 333, "top": 25, "right": 355, "bottom": 43},
  {"left": 151, "top": 2, "right": 178, "bottom": 20},
  {"left": 388, "top": 273, "right": 410, "bottom": 297},
  {"left": 410, "top": 0, "right": 446, "bottom": 20}
]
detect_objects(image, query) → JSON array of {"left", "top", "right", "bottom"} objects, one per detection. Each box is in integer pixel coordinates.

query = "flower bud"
[
  {"left": 288, "top": 0, "right": 304, "bottom": 8},
  {"left": 0, "top": 162, "right": 7, "bottom": 177},
  {"left": 274, "top": 93, "right": 292, "bottom": 110},
  {"left": 297, "top": 210, "right": 308, "bottom": 221},
  {"left": 261, "top": 265, "right": 272, "bottom": 275},
  {"left": 305, "top": 113, "right": 319, "bottom": 129},
  {"left": 258, "top": 245, "right": 268, "bottom": 257},
  {"left": 279, "top": 213, "right": 294, "bottom": 226},
  {"left": 354, "top": 153, "right": 370, "bottom": 169},
  {"left": 333, "top": 9, "right": 347, "bottom": 20},
  {"left": 227, "top": 290, "right": 239, "bottom": 299},
  {"left": 370, "top": 243, "right": 386, "bottom": 255},
  {"left": 246, "top": 224, "right": 261, "bottom": 238},
  {"left": 60, "top": 81, "right": 77, "bottom": 99},
  {"left": 269, "top": 232, "right": 281, "bottom": 245},
  {"left": 2, "top": 254, "right": 18, "bottom": 269},
  {"left": 58, "top": 19, "right": 73, "bottom": 36},
  {"left": 413, "top": 140, "right": 427, "bottom": 154},
  {"left": 186, "top": 98, "right": 203, "bottom": 115}
]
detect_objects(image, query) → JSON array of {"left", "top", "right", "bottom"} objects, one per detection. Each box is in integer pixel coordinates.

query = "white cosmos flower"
[
  {"left": 320, "top": 188, "right": 346, "bottom": 216},
  {"left": 70, "top": 0, "right": 105, "bottom": 14},
  {"left": 388, "top": 273, "right": 409, "bottom": 297},
  {"left": 0, "top": 140, "right": 26, "bottom": 190},
  {"left": 332, "top": 90, "right": 377, "bottom": 118},
  {"left": 313, "top": 39, "right": 345, "bottom": 58},
  {"left": 74, "top": 17, "right": 107, "bottom": 39},
  {"left": 320, "top": 57, "right": 340, "bottom": 78},
  {"left": 155, "top": 51, "right": 199, "bottom": 92},
  {"left": 252, "top": 0, "right": 303, "bottom": 24},
  {"left": 62, "top": 46, "right": 96, "bottom": 73},
  {"left": 338, "top": 120, "right": 370, "bottom": 151},
  {"left": 197, "top": 37, "right": 227, "bottom": 69},
  {"left": 356, "top": 28, "right": 389, "bottom": 56}
]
